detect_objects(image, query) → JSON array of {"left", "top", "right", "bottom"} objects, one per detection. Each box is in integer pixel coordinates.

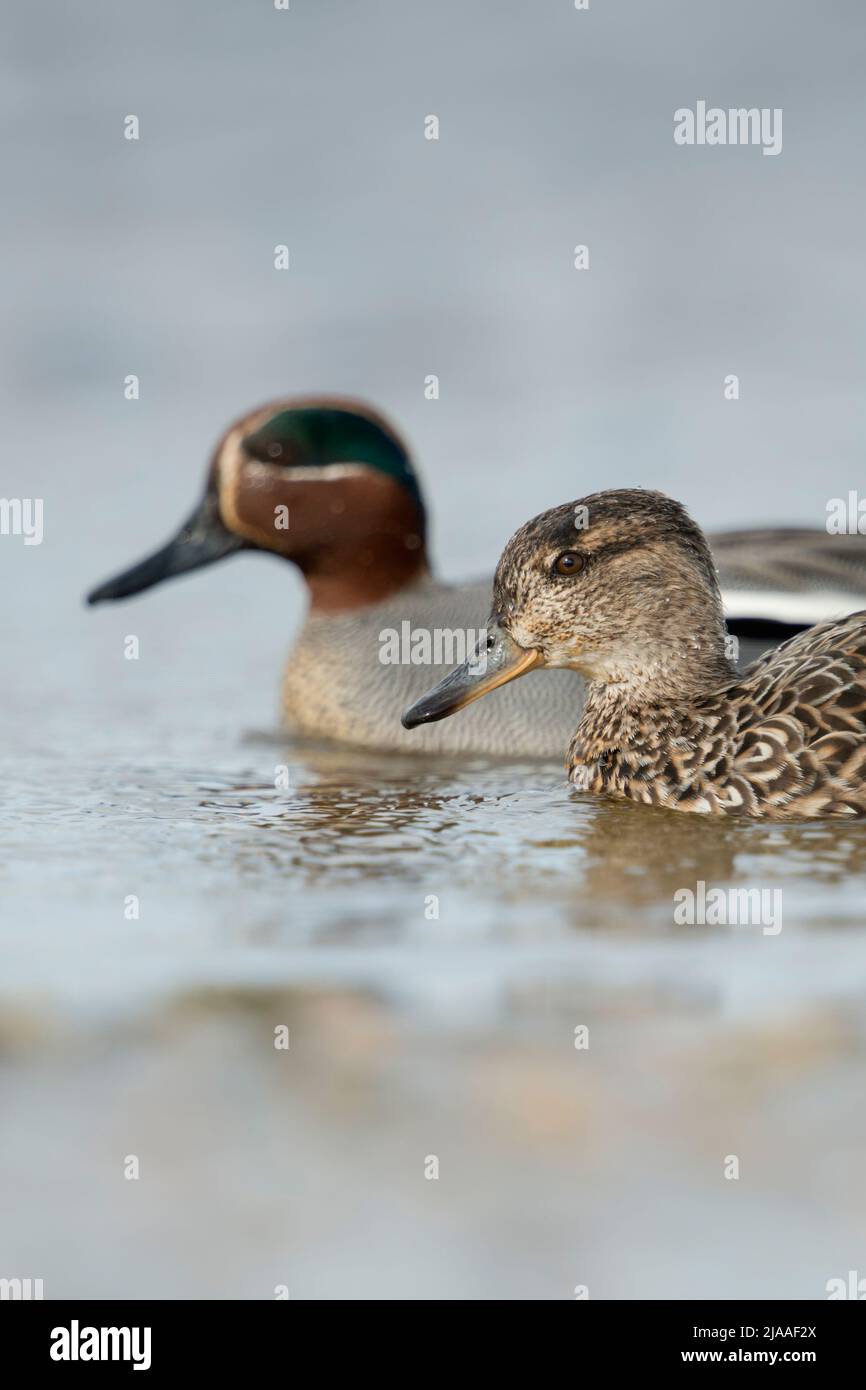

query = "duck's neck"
[
  {"left": 569, "top": 640, "right": 737, "bottom": 770},
  {"left": 301, "top": 532, "right": 430, "bottom": 614}
]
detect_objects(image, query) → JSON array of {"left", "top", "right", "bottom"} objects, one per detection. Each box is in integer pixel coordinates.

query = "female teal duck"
[
  {"left": 402, "top": 489, "right": 866, "bottom": 817},
  {"left": 88, "top": 400, "right": 866, "bottom": 759}
]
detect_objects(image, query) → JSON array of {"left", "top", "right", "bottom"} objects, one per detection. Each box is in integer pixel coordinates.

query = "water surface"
[{"left": 3, "top": 690, "right": 866, "bottom": 1298}]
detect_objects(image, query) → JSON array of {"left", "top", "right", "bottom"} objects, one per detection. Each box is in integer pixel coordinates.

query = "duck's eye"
[{"left": 553, "top": 551, "right": 585, "bottom": 577}]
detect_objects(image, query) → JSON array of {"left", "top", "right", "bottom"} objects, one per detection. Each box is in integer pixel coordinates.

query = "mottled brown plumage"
[{"left": 491, "top": 490, "right": 866, "bottom": 818}]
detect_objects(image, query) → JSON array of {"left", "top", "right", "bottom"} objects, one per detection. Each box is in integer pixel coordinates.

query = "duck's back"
[{"left": 281, "top": 577, "right": 582, "bottom": 757}]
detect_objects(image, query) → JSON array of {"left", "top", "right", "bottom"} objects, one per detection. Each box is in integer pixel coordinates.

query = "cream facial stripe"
[
  {"left": 216, "top": 425, "right": 251, "bottom": 539},
  {"left": 250, "top": 463, "right": 373, "bottom": 484}
]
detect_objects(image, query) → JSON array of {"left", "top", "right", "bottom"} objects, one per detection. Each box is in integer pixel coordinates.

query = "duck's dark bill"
[
  {"left": 402, "top": 627, "right": 541, "bottom": 728},
  {"left": 86, "top": 494, "right": 244, "bottom": 605}
]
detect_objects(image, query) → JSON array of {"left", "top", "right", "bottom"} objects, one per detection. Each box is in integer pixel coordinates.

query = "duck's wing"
[
  {"left": 741, "top": 608, "right": 866, "bottom": 680},
  {"left": 725, "top": 611, "right": 866, "bottom": 815},
  {"left": 711, "top": 528, "right": 866, "bottom": 634}
]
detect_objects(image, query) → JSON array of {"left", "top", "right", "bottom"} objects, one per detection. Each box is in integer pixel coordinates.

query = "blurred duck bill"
[
  {"left": 86, "top": 493, "right": 244, "bottom": 604},
  {"left": 401, "top": 625, "right": 542, "bottom": 728}
]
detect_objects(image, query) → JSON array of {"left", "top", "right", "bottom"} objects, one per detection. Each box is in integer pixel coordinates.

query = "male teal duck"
[
  {"left": 402, "top": 489, "right": 866, "bottom": 816},
  {"left": 88, "top": 401, "right": 866, "bottom": 759}
]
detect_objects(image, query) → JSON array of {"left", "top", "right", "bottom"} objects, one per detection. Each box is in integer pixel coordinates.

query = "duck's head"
[
  {"left": 403, "top": 487, "right": 731, "bottom": 727},
  {"left": 87, "top": 398, "right": 428, "bottom": 613}
]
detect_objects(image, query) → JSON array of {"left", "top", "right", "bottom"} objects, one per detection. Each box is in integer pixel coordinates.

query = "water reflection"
[{"left": 4, "top": 726, "right": 866, "bottom": 1303}]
